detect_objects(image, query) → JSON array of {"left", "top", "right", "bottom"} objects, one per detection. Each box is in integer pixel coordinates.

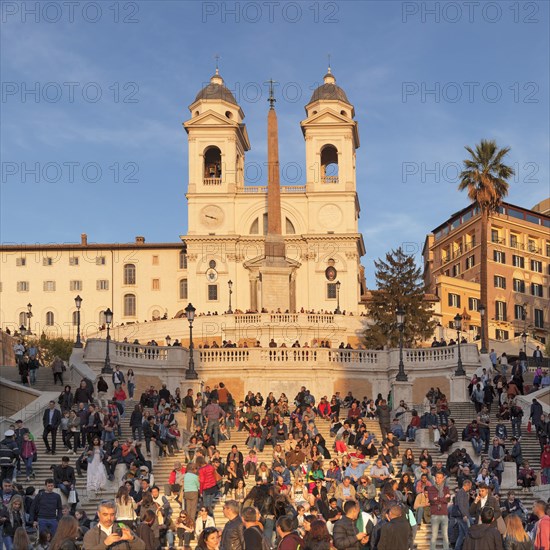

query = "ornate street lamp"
[
  {"left": 454, "top": 313, "right": 466, "bottom": 376},
  {"left": 166, "top": 335, "right": 172, "bottom": 347},
  {"left": 102, "top": 308, "right": 113, "bottom": 374},
  {"left": 185, "top": 303, "right": 198, "bottom": 379},
  {"left": 395, "top": 307, "right": 408, "bottom": 381},
  {"left": 26, "top": 303, "right": 33, "bottom": 334},
  {"left": 74, "top": 295, "right": 83, "bottom": 348},
  {"left": 335, "top": 281, "right": 342, "bottom": 315},
  {"left": 227, "top": 280, "right": 233, "bottom": 314},
  {"left": 479, "top": 303, "right": 487, "bottom": 353}
]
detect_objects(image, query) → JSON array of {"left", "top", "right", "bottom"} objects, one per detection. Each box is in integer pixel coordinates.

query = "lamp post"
[
  {"left": 395, "top": 307, "right": 408, "bottom": 381},
  {"left": 479, "top": 303, "right": 487, "bottom": 353},
  {"left": 26, "top": 303, "right": 32, "bottom": 334},
  {"left": 335, "top": 280, "right": 341, "bottom": 315},
  {"left": 185, "top": 303, "right": 198, "bottom": 380},
  {"left": 166, "top": 335, "right": 172, "bottom": 347},
  {"left": 227, "top": 280, "right": 233, "bottom": 314},
  {"left": 454, "top": 313, "right": 466, "bottom": 376},
  {"left": 102, "top": 308, "right": 113, "bottom": 374},
  {"left": 74, "top": 295, "right": 83, "bottom": 348}
]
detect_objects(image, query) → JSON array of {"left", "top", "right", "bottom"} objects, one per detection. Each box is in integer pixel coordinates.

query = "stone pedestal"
[
  {"left": 53, "top": 488, "right": 68, "bottom": 506},
  {"left": 450, "top": 375, "right": 469, "bottom": 403},
  {"left": 391, "top": 380, "right": 413, "bottom": 410},
  {"left": 416, "top": 429, "right": 431, "bottom": 448},
  {"left": 501, "top": 462, "right": 517, "bottom": 489},
  {"left": 260, "top": 265, "right": 292, "bottom": 313}
]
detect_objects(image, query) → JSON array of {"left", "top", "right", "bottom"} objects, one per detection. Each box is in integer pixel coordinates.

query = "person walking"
[
  {"left": 51, "top": 357, "right": 65, "bottom": 385},
  {"left": 454, "top": 479, "right": 472, "bottom": 550},
  {"left": 427, "top": 472, "right": 450, "bottom": 550},
  {"left": 333, "top": 500, "right": 369, "bottom": 550},
  {"left": 42, "top": 400, "right": 61, "bottom": 455},
  {"left": 203, "top": 398, "right": 225, "bottom": 446},
  {"left": 463, "top": 507, "right": 503, "bottom": 550},
  {"left": 532, "top": 500, "right": 549, "bottom": 550},
  {"left": 220, "top": 500, "right": 244, "bottom": 550}
]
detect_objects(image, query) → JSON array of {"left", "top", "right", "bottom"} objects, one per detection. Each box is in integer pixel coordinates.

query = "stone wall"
[{"left": 412, "top": 376, "right": 450, "bottom": 404}]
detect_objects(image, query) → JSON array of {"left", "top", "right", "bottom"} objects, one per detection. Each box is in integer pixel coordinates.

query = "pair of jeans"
[
  {"left": 29, "top": 369, "right": 37, "bottom": 385},
  {"left": 206, "top": 420, "right": 220, "bottom": 445},
  {"left": 471, "top": 438, "right": 483, "bottom": 455},
  {"left": 43, "top": 425, "right": 58, "bottom": 452},
  {"left": 38, "top": 518, "right": 59, "bottom": 536},
  {"left": 128, "top": 382, "right": 135, "bottom": 398},
  {"left": 430, "top": 514, "right": 449, "bottom": 550},
  {"left": 58, "top": 483, "right": 71, "bottom": 497},
  {"left": 454, "top": 518, "right": 470, "bottom": 550},
  {"left": 511, "top": 418, "right": 522, "bottom": 437},
  {"left": 24, "top": 456, "right": 34, "bottom": 477}
]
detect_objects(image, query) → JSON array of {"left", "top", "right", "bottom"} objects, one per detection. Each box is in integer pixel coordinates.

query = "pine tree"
[{"left": 364, "top": 247, "right": 436, "bottom": 349}]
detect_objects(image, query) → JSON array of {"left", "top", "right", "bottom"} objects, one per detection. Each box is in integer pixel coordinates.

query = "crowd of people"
[{"left": 1, "top": 368, "right": 549, "bottom": 550}]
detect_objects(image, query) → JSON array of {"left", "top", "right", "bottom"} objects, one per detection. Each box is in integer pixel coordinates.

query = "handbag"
[
  {"left": 32, "top": 451, "right": 38, "bottom": 462},
  {"left": 527, "top": 421, "right": 532, "bottom": 433},
  {"left": 68, "top": 489, "right": 78, "bottom": 504}
]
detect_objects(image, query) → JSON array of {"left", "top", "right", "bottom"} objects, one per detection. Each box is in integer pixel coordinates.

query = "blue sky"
[{"left": 1, "top": 0, "right": 549, "bottom": 285}]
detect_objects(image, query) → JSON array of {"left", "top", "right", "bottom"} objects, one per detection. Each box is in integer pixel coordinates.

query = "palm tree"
[{"left": 458, "top": 139, "right": 514, "bottom": 353}]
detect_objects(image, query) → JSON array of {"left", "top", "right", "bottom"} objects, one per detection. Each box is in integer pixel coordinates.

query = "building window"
[
  {"left": 152, "top": 255, "right": 159, "bottom": 265},
  {"left": 99, "top": 311, "right": 107, "bottom": 325},
  {"left": 97, "top": 280, "right": 109, "bottom": 291},
  {"left": 70, "top": 280, "right": 82, "bottom": 291},
  {"left": 72, "top": 311, "right": 79, "bottom": 326},
  {"left": 124, "top": 294, "right": 136, "bottom": 316},
  {"left": 96, "top": 256, "right": 106, "bottom": 265},
  {"left": 494, "top": 275, "right": 506, "bottom": 289},
  {"left": 465, "top": 255, "right": 475, "bottom": 270},
  {"left": 43, "top": 281, "right": 56, "bottom": 292},
  {"left": 17, "top": 281, "right": 29, "bottom": 292},
  {"left": 448, "top": 293, "right": 461, "bottom": 308},
  {"left": 495, "top": 300, "right": 507, "bottom": 321},
  {"left": 514, "top": 304, "right": 525, "bottom": 320},
  {"left": 123, "top": 264, "right": 136, "bottom": 285},
  {"left": 18, "top": 312, "right": 27, "bottom": 326},
  {"left": 495, "top": 329, "right": 509, "bottom": 341},
  {"left": 531, "top": 283, "right": 543, "bottom": 297},
  {"left": 491, "top": 229, "right": 500, "bottom": 243},
  {"left": 513, "top": 279, "right": 525, "bottom": 293},
  {"left": 493, "top": 250, "right": 506, "bottom": 264},
  {"left": 327, "top": 283, "right": 337, "bottom": 299},
  {"left": 530, "top": 259, "right": 542, "bottom": 272},
  {"left": 43, "top": 257, "right": 53, "bottom": 266},
  {"left": 468, "top": 297, "right": 479, "bottom": 311},
  {"left": 179, "top": 279, "right": 188, "bottom": 300},
  {"left": 510, "top": 234, "right": 519, "bottom": 248},
  {"left": 152, "top": 278, "right": 160, "bottom": 291},
  {"left": 16, "top": 258, "right": 26, "bottom": 267},
  {"left": 534, "top": 308, "right": 544, "bottom": 328},
  {"left": 546, "top": 241, "right": 550, "bottom": 257},
  {"left": 45, "top": 311, "right": 55, "bottom": 326},
  {"left": 207, "top": 284, "right": 218, "bottom": 301},
  {"left": 179, "top": 250, "right": 187, "bottom": 269},
  {"left": 512, "top": 255, "right": 525, "bottom": 268},
  {"left": 452, "top": 264, "right": 461, "bottom": 277},
  {"left": 69, "top": 257, "right": 79, "bottom": 266}
]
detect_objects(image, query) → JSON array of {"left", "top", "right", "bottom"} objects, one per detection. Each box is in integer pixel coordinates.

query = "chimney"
[
  {"left": 136, "top": 236, "right": 145, "bottom": 244},
  {"left": 81, "top": 233, "right": 87, "bottom": 246}
]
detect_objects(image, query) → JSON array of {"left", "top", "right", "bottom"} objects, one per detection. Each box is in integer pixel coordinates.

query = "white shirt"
[{"left": 99, "top": 523, "right": 113, "bottom": 537}]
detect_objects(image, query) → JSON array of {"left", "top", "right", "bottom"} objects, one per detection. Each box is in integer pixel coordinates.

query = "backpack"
[{"left": 249, "top": 525, "right": 272, "bottom": 550}]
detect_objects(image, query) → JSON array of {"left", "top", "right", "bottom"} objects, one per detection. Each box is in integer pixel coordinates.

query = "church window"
[
  {"left": 204, "top": 146, "right": 222, "bottom": 180},
  {"left": 46, "top": 311, "right": 55, "bottom": 326},
  {"left": 72, "top": 311, "right": 78, "bottom": 326},
  {"left": 179, "top": 279, "right": 188, "bottom": 300},
  {"left": 18, "top": 312, "right": 27, "bottom": 326},
  {"left": 124, "top": 264, "right": 136, "bottom": 285},
  {"left": 208, "top": 284, "right": 218, "bottom": 301},
  {"left": 179, "top": 250, "right": 187, "bottom": 269},
  {"left": 327, "top": 283, "right": 337, "bottom": 299},
  {"left": 320, "top": 144, "right": 339, "bottom": 183}
]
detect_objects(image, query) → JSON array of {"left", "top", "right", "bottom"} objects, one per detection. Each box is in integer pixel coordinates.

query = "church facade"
[{"left": 0, "top": 69, "right": 368, "bottom": 342}]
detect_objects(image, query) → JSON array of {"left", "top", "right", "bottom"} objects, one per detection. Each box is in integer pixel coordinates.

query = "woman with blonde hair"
[{"left": 504, "top": 514, "right": 533, "bottom": 550}]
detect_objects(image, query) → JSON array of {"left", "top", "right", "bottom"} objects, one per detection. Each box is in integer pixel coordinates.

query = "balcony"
[
  {"left": 322, "top": 176, "right": 339, "bottom": 184},
  {"left": 203, "top": 178, "right": 222, "bottom": 185},
  {"left": 237, "top": 186, "right": 306, "bottom": 194}
]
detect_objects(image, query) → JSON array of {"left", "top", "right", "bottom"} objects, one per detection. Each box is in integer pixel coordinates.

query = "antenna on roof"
[
  {"left": 327, "top": 53, "right": 332, "bottom": 73},
  {"left": 214, "top": 53, "right": 220, "bottom": 75}
]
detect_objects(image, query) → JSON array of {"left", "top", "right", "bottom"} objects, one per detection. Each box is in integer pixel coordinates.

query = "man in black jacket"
[
  {"left": 454, "top": 480, "right": 472, "bottom": 550},
  {"left": 220, "top": 500, "right": 244, "bottom": 550},
  {"left": 333, "top": 500, "right": 369, "bottom": 550},
  {"left": 378, "top": 505, "right": 411, "bottom": 550},
  {"left": 469, "top": 483, "right": 501, "bottom": 525},
  {"left": 463, "top": 506, "right": 503, "bottom": 550},
  {"left": 42, "top": 401, "right": 61, "bottom": 454},
  {"left": 53, "top": 456, "right": 76, "bottom": 497}
]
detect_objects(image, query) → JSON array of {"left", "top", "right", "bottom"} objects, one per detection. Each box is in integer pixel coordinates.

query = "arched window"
[
  {"left": 72, "top": 311, "right": 78, "bottom": 326},
  {"left": 46, "top": 311, "right": 55, "bottom": 326},
  {"left": 18, "top": 312, "right": 26, "bottom": 326},
  {"left": 320, "top": 144, "right": 339, "bottom": 183},
  {"left": 152, "top": 309, "right": 160, "bottom": 320},
  {"left": 99, "top": 310, "right": 106, "bottom": 325},
  {"left": 179, "top": 279, "right": 188, "bottom": 300},
  {"left": 124, "top": 264, "right": 136, "bottom": 285},
  {"left": 285, "top": 217, "right": 296, "bottom": 234},
  {"left": 124, "top": 294, "right": 136, "bottom": 317},
  {"left": 250, "top": 218, "right": 259, "bottom": 234},
  {"left": 204, "top": 146, "right": 222, "bottom": 180},
  {"left": 179, "top": 250, "right": 187, "bottom": 269}
]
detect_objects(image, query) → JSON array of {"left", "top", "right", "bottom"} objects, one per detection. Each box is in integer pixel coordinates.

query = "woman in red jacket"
[
  {"left": 20, "top": 432, "right": 37, "bottom": 481},
  {"left": 197, "top": 456, "right": 219, "bottom": 513}
]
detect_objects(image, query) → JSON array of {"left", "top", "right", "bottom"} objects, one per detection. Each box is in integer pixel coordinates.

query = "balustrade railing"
[
  {"left": 200, "top": 349, "right": 250, "bottom": 363},
  {"left": 203, "top": 178, "right": 222, "bottom": 185},
  {"left": 114, "top": 343, "right": 169, "bottom": 361},
  {"left": 321, "top": 176, "right": 339, "bottom": 184},
  {"left": 261, "top": 349, "right": 318, "bottom": 362},
  {"left": 234, "top": 313, "right": 336, "bottom": 325}
]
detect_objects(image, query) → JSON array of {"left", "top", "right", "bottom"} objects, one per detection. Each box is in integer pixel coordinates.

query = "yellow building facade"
[
  {"left": 0, "top": 69, "right": 368, "bottom": 341},
  {"left": 423, "top": 200, "right": 550, "bottom": 345}
]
